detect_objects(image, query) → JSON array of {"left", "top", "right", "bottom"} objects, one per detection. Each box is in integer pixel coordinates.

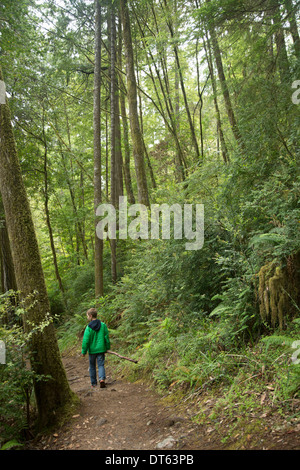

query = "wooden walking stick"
[{"left": 106, "top": 350, "right": 138, "bottom": 363}]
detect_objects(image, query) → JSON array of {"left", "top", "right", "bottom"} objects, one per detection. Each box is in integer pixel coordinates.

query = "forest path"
[
  {"left": 29, "top": 350, "right": 300, "bottom": 451},
  {"left": 32, "top": 350, "right": 216, "bottom": 451}
]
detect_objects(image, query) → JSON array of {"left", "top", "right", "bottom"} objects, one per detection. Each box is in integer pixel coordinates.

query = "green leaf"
[{"left": 1, "top": 439, "right": 23, "bottom": 450}]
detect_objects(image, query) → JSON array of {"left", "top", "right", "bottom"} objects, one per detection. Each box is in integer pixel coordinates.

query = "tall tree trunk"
[
  {"left": 173, "top": 0, "right": 185, "bottom": 181},
  {"left": 110, "top": 5, "right": 117, "bottom": 209},
  {"left": 284, "top": 0, "right": 300, "bottom": 60},
  {"left": 174, "top": 52, "right": 185, "bottom": 181},
  {"left": 56, "top": 109, "right": 86, "bottom": 265},
  {"left": 135, "top": 10, "right": 187, "bottom": 179},
  {"left": 41, "top": 112, "right": 65, "bottom": 298},
  {"left": 110, "top": 4, "right": 118, "bottom": 284},
  {"left": 162, "top": 0, "right": 200, "bottom": 160},
  {"left": 0, "top": 65, "right": 75, "bottom": 429},
  {"left": 120, "top": 0, "right": 150, "bottom": 207},
  {"left": 119, "top": 89, "right": 136, "bottom": 204},
  {"left": 94, "top": 0, "right": 104, "bottom": 299},
  {"left": 42, "top": 138, "right": 65, "bottom": 297},
  {"left": 205, "top": 0, "right": 244, "bottom": 150},
  {"left": 204, "top": 34, "right": 229, "bottom": 163},
  {"left": 105, "top": 96, "right": 109, "bottom": 201},
  {"left": 195, "top": 36, "right": 206, "bottom": 160},
  {"left": 79, "top": 169, "right": 88, "bottom": 259},
  {"left": 118, "top": 15, "right": 135, "bottom": 204},
  {"left": 272, "top": 0, "right": 290, "bottom": 83},
  {"left": 135, "top": 52, "right": 157, "bottom": 190}
]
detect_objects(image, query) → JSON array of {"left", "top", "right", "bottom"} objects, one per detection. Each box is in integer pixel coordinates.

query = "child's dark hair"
[{"left": 87, "top": 308, "right": 97, "bottom": 318}]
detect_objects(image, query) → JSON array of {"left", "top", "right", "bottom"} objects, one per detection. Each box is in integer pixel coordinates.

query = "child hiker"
[{"left": 81, "top": 308, "right": 111, "bottom": 388}]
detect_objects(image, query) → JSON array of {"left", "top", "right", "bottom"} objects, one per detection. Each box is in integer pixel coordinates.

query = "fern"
[
  {"left": 249, "top": 231, "right": 285, "bottom": 248},
  {"left": 261, "top": 335, "right": 296, "bottom": 350}
]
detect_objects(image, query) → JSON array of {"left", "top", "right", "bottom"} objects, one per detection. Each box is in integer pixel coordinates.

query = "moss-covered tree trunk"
[
  {"left": 258, "top": 253, "right": 300, "bottom": 329},
  {"left": 0, "top": 66, "right": 76, "bottom": 430}
]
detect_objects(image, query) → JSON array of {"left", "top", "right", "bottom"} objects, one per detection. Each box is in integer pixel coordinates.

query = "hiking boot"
[{"left": 100, "top": 380, "right": 106, "bottom": 388}]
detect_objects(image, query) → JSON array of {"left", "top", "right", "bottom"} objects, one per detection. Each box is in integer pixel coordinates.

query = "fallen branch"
[{"left": 106, "top": 350, "right": 138, "bottom": 364}]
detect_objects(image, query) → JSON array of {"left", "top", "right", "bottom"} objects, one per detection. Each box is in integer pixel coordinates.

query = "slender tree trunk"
[
  {"left": 204, "top": 35, "right": 229, "bottom": 163},
  {"left": 93, "top": 0, "right": 104, "bottom": 299},
  {"left": 284, "top": 0, "right": 300, "bottom": 60},
  {"left": 55, "top": 111, "right": 86, "bottom": 265},
  {"left": 120, "top": 0, "right": 150, "bottom": 207},
  {"left": 208, "top": 28, "right": 241, "bottom": 144},
  {"left": 205, "top": 0, "right": 243, "bottom": 150},
  {"left": 161, "top": 0, "right": 200, "bottom": 160},
  {"left": 79, "top": 169, "right": 88, "bottom": 259},
  {"left": 110, "top": 4, "right": 118, "bottom": 284},
  {"left": 118, "top": 60, "right": 136, "bottom": 204},
  {"left": 42, "top": 137, "right": 65, "bottom": 296},
  {"left": 0, "top": 65, "right": 75, "bottom": 429},
  {"left": 173, "top": 0, "right": 185, "bottom": 181},
  {"left": 135, "top": 11, "right": 187, "bottom": 179},
  {"left": 41, "top": 112, "right": 65, "bottom": 297},
  {"left": 174, "top": 53, "right": 185, "bottom": 181},
  {"left": 272, "top": 0, "right": 290, "bottom": 83},
  {"left": 105, "top": 97, "right": 109, "bottom": 201},
  {"left": 114, "top": 79, "right": 124, "bottom": 201},
  {"left": 135, "top": 53, "right": 157, "bottom": 189},
  {"left": 195, "top": 37, "right": 206, "bottom": 160},
  {"left": 119, "top": 86, "right": 136, "bottom": 204}
]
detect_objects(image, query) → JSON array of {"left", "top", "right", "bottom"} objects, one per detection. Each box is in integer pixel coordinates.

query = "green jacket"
[{"left": 81, "top": 319, "right": 110, "bottom": 355}]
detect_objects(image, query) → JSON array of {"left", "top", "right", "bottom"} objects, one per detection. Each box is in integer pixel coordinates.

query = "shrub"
[{"left": 0, "top": 292, "right": 52, "bottom": 446}]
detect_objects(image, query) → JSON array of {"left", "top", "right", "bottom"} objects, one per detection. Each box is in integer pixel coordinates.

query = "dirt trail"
[
  {"left": 28, "top": 350, "right": 300, "bottom": 451},
  {"left": 30, "top": 351, "right": 209, "bottom": 451}
]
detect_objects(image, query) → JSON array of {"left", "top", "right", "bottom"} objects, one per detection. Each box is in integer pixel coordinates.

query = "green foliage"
[
  {"left": 0, "top": 293, "right": 53, "bottom": 445},
  {"left": 2, "top": 0, "right": 300, "bottom": 438},
  {"left": 57, "top": 313, "right": 87, "bottom": 351},
  {"left": 0, "top": 439, "right": 23, "bottom": 450}
]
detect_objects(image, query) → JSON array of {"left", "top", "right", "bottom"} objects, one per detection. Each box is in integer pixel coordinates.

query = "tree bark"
[
  {"left": 94, "top": 0, "right": 104, "bottom": 299},
  {"left": 43, "top": 145, "right": 65, "bottom": 296},
  {"left": 120, "top": 0, "right": 150, "bottom": 207},
  {"left": 119, "top": 87, "right": 136, "bottom": 204},
  {"left": 284, "top": 0, "right": 300, "bottom": 60},
  {"left": 0, "top": 65, "right": 75, "bottom": 430},
  {"left": 135, "top": 11, "right": 186, "bottom": 180},
  {"left": 110, "top": 5, "right": 118, "bottom": 284},
  {"left": 136, "top": 54, "right": 157, "bottom": 190},
  {"left": 0, "top": 199, "right": 17, "bottom": 293},
  {"left": 272, "top": 0, "right": 290, "bottom": 83},
  {"left": 204, "top": 34, "right": 229, "bottom": 163},
  {"left": 162, "top": 0, "right": 200, "bottom": 160},
  {"left": 205, "top": 0, "right": 244, "bottom": 150}
]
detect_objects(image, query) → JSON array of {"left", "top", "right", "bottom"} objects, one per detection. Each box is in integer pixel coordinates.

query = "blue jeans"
[{"left": 89, "top": 353, "right": 106, "bottom": 385}]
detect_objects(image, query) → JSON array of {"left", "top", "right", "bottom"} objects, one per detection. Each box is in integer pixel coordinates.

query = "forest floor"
[{"left": 27, "top": 347, "right": 300, "bottom": 452}]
